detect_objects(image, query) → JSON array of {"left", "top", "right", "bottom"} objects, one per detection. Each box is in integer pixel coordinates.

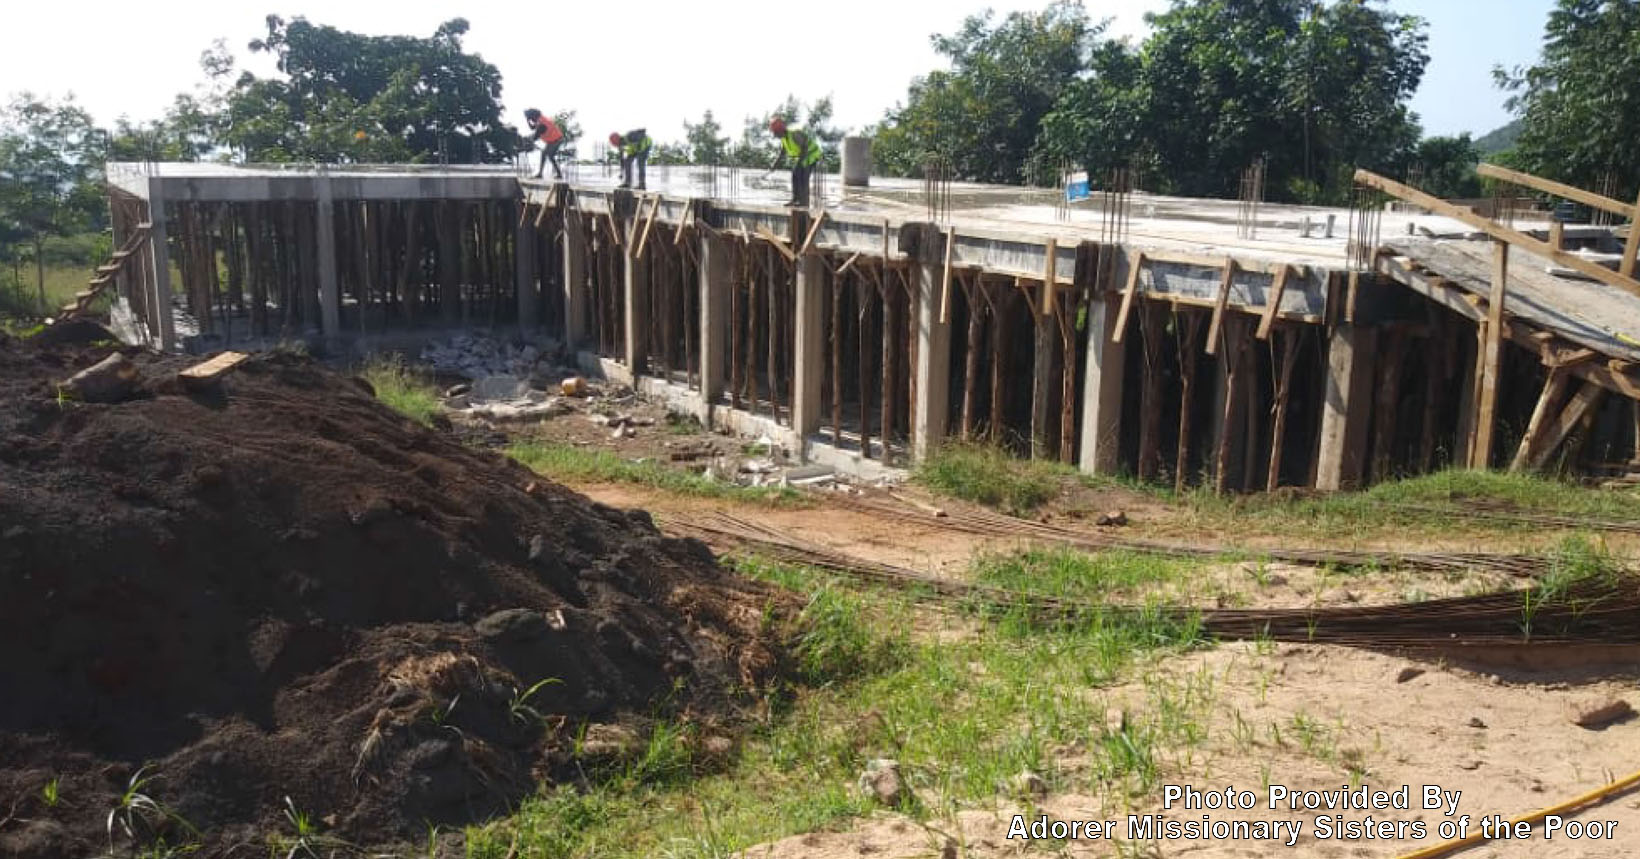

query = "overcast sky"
[{"left": 2, "top": 0, "right": 1554, "bottom": 148}]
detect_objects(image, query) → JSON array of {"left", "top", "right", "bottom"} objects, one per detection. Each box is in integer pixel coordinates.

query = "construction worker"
[
  {"left": 610, "top": 129, "right": 652, "bottom": 190},
  {"left": 523, "top": 108, "right": 565, "bottom": 180},
  {"left": 769, "top": 117, "right": 823, "bottom": 208}
]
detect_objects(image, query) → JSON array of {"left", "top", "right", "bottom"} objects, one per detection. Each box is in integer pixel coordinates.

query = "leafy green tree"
[
  {"left": 1411, "top": 134, "right": 1482, "bottom": 199},
  {"left": 221, "top": 15, "right": 513, "bottom": 164},
  {"left": 874, "top": 1, "right": 1096, "bottom": 183},
  {"left": 1039, "top": 39, "right": 1147, "bottom": 184},
  {"left": 1496, "top": 0, "right": 1640, "bottom": 198},
  {"left": 0, "top": 93, "right": 104, "bottom": 313},
  {"left": 683, "top": 110, "right": 730, "bottom": 165}
]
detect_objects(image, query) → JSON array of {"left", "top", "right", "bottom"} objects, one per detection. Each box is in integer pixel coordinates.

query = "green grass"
[
  {"left": 358, "top": 356, "right": 442, "bottom": 427},
  {"left": 465, "top": 555, "right": 1211, "bottom": 858},
  {"left": 971, "top": 547, "right": 1204, "bottom": 602},
  {"left": 915, "top": 443, "right": 1067, "bottom": 516},
  {"left": 1182, "top": 469, "right": 1640, "bottom": 538},
  {"left": 508, "top": 440, "right": 802, "bottom": 505}
]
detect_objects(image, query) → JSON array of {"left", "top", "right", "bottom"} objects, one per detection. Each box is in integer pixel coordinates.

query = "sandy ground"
[{"left": 570, "top": 481, "right": 1640, "bottom": 859}]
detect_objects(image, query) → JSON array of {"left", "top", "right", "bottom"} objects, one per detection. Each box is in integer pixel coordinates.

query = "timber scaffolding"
[{"left": 102, "top": 161, "right": 1640, "bottom": 490}]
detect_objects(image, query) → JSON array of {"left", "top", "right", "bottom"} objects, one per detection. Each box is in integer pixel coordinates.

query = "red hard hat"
[
  {"left": 768, "top": 117, "right": 786, "bottom": 136},
  {"left": 608, "top": 132, "right": 623, "bottom": 147}
]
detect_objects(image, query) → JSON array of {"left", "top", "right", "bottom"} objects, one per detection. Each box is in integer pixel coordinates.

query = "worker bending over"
[
  {"left": 769, "top": 117, "right": 823, "bottom": 208},
  {"left": 523, "top": 108, "right": 565, "bottom": 180},
  {"left": 610, "top": 130, "right": 653, "bottom": 190}
]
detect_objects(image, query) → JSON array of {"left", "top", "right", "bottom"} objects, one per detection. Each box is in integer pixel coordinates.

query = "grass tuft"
[
  {"left": 358, "top": 355, "right": 441, "bottom": 426},
  {"left": 915, "top": 443, "right": 1063, "bottom": 515}
]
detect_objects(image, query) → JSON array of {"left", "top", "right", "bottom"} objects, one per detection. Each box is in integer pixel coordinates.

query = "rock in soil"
[
  {"left": 1095, "top": 510, "right": 1128, "bottom": 527},
  {"left": 1568, "top": 697, "right": 1634, "bottom": 728},
  {"left": 858, "top": 758, "right": 911, "bottom": 807},
  {"left": 1008, "top": 770, "right": 1048, "bottom": 799},
  {"left": 1396, "top": 666, "right": 1426, "bottom": 684},
  {"left": 0, "top": 335, "right": 795, "bottom": 858}
]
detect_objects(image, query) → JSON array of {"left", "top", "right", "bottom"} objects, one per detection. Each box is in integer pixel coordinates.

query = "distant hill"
[{"left": 1475, "top": 119, "right": 1523, "bottom": 155}]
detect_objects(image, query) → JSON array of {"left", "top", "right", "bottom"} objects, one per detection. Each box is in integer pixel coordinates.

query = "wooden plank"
[
  {"left": 1510, "top": 368, "right": 1572, "bottom": 471},
  {"left": 179, "top": 351, "right": 248, "bottom": 384},
  {"left": 1623, "top": 188, "right": 1640, "bottom": 279},
  {"left": 1175, "top": 310, "right": 1203, "bottom": 493},
  {"left": 834, "top": 252, "right": 862, "bottom": 277},
  {"left": 1267, "top": 326, "right": 1300, "bottom": 490},
  {"left": 1041, "top": 238, "right": 1058, "bottom": 316},
  {"left": 633, "top": 196, "right": 661, "bottom": 259},
  {"left": 1526, "top": 382, "right": 1606, "bottom": 470},
  {"left": 1355, "top": 169, "right": 1640, "bottom": 299},
  {"left": 1472, "top": 241, "right": 1509, "bottom": 469},
  {"left": 1550, "top": 347, "right": 1597, "bottom": 368},
  {"left": 798, "top": 210, "right": 827, "bottom": 257},
  {"left": 1255, "top": 264, "right": 1290, "bottom": 341},
  {"left": 939, "top": 225, "right": 956, "bottom": 324},
  {"left": 1204, "top": 258, "right": 1235, "bottom": 356},
  {"left": 1110, "top": 252, "right": 1144, "bottom": 344},
  {"left": 1476, "top": 163, "right": 1636, "bottom": 220},
  {"left": 754, "top": 226, "right": 797, "bottom": 263}
]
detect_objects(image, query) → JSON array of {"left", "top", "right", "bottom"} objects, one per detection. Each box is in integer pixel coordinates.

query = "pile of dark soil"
[{"left": 0, "top": 336, "right": 791, "bottom": 857}]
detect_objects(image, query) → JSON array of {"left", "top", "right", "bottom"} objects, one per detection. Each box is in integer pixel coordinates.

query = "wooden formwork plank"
[
  {"left": 179, "top": 351, "right": 248, "bottom": 386},
  {"left": 1526, "top": 381, "right": 1606, "bottom": 471},
  {"left": 1205, "top": 258, "right": 1236, "bottom": 356},
  {"left": 1471, "top": 241, "right": 1509, "bottom": 469},
  {"left": 938, "top": 225, "right": 956, "bottom": 324},
  {"left": 1041, "top": 238, "right": 1058, "bottom": 316},
  {"left": 755, "top": 226, "right": 797, "bottom": 263},
  {"left": 1510, "top": 368, "right": 1573, "bottom": 471},
  {"left": 1111, "top": 252, "right": 1144, "bottom": 344},
  {"left": 1256, "top": 265, "right": 1290, "bottom": 341}
]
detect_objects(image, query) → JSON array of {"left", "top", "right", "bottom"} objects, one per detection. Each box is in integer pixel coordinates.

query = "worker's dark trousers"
[
  {"left": 539, "top": 142, "right": 563, "bottom": 179},
  {"left": 792, "top": 163, "right": 813, "bottom": 207},
  {"left": 622, "top": 155, "right": 648, "bottom": 190}
]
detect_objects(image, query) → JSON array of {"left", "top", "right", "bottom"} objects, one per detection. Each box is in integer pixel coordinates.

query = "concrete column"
[
  {"left": 515, "top": 219, "right": 536, "bottom": 333},
  {"left": 792, "top": 252, "right": 826, "bottom": 443},
  {"left": 145, "top": 178, "right": 176, "bottom": 351},
  {"left": 1315, "top": 322, "right": 1378, "bottom": 490},
  {"left": 1078, "top": 290, "right": 1128, "bottom": 474},
  {"left": 698, "top": 232, "right": 732, "bottom": 425},
  {"left": 314, "top": 178, "right": 341, "bottom": 340},
  {"left": 912, "top": 231, "right": 952, "bottom": 462},
  {"left": 623, "top": 238, "right": 649, "bottom": 374},
  {"left": 562, "top": 211, "right": 588, "bottom": 348}
]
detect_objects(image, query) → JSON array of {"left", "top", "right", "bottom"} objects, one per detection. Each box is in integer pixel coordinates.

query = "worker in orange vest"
[{"left": 523, "top": 108, "right": 565, "bottom": 180}]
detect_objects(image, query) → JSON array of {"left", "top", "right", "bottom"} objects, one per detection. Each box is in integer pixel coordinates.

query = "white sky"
[{"left": 1, "top": 0, "right": 1552, "bottom": 149}]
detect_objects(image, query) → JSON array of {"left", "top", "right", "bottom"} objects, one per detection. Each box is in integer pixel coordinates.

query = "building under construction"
[{"left": 97, "top": 157, "right": 1640, "bottom": 491}]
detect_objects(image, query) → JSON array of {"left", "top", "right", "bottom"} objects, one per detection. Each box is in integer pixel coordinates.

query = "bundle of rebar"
[{"left": 663, "top": 511, "right": 1640, "bottom": 647}]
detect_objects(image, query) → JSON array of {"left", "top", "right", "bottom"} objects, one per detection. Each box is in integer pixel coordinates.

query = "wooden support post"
[
  {"left": 831, "top": 269, "right": 844, "bottom": 445},
  {"left": 1267, "top": 327, "right": 1300, "bottom": 491},
  {"left": 1137, "top": 303, "right": 1166, "bottom": 482},
  {"left": 960, "top": 274, "right": 984, "bottom": 439},
  {"left": 938, "top": 225, "right": 956, "bottom": 324},
  {"left": 562, "top": 211, "right": 588, "bottom": 348},
  {"left": 1205, "top": 258, "right": 1236, "bottom": 356},
  {"left": 881, "top": 266, "right": 898, "bottom": 453},
  {"left": 1175, "top": 310, "right": 1203, "bottom": 493},
  {"left": 1316, "top": 322, "right": 1379, "bottom": 490},
  {"left": 145, "top": 178, "right": 177, "bottom": 350},
  {"left": 1213, "top": 317, "right": 1249, "bottom": 494},
  {"left": 1471, "top": 240, "right": 1509, "bottom": 469},
  {"left": 1510, "top": 368, "right": 1572, "bottom": 471},
  {"left": 1042, "top": 238, "right": 1058, "bottom": 316},
  {"left": 1525, "top": 382, "right": 1606, "bottom": 471},
  {"left": 1420, "top": 315, "right": 1452, "bottom": 471},
  {"left": 515, "top": 214, "right": 536, "bottom": 333},
  {"left": 1256, "top": 265, "right": 1289, "bottom": 340},
  {"left": 314, "top": 179, "right": 341, "bottom": 340},
  {"left": 1549, "top": 220, "right": 1565, "bottom": 252},
  {"left": 1030, "top": 289, "right": 1060, "bottom": 460},
  {"left": 624, "top": 218, "right": 650, "bottom": 374},
  {"left": 1370, "top": 329, "right": 1407, "bottom": 483},
  {"left": 857, "top": 275, "right": 873, "bottom": 458},
  {"left": 988, "top": 286, "right": 1011, "bottom": 443}
]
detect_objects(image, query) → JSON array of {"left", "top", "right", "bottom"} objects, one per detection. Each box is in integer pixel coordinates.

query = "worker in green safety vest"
[
  {"left": 768, "top": 117, "right": 823, "bottom": 208},
  {"left": 609, "top": 129, "right": 653, "bottom": 190}
]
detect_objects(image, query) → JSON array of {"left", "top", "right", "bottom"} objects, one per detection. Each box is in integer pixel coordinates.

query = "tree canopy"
[{"left": 1496, "top": 0, "right": 1640, "bottom": 198}]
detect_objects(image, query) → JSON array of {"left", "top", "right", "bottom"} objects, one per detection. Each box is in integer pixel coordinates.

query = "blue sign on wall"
[{"left": 1065, "top": 170, "right": 1090, "bottom": 203}]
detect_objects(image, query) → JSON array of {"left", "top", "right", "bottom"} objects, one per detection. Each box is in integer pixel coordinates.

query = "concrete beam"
[
  {"left": 1316, "top": 322, "right": 1379, "bottom": 490},
  {"left": 516, "top": 216, "right": 537, "bottom": 333},
  {"left": 623, "top": 233, "right": 649, "bottom": 374},
  {"left": 314, "top": 178, "right": 341, "bottom": 340},
  {"left": 1079, "top": 290, "right": 1128, "bottom": 474},
  {"left": 562, "top": 211, "right": 588, "bottom": 348},
  {"left": 912, "top": 227, "right": 953, "bottom": 462},
  {"left": 145, "top": 178, "right": 176, "bottom": 351},
  {"left": 792, "top": 252, "right": 826, "bottom": 444},
  {"left": 698, "top": 232, "right": 732, "bottom": 425}
]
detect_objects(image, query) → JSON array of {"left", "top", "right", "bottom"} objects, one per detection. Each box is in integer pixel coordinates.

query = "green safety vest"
[
  {"left": 623, "top": 136, "right": 652, "bottom": 157},
  {"left": 783, "top": 131, "right": 822, "bottom": 167}
]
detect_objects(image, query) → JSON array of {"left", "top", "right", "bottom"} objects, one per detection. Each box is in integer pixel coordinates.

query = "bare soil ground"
[{"left": 0, "top": 336, "right": 793, "bottom": 857}]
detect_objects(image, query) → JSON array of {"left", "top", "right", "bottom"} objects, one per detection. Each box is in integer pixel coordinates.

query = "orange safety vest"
[{"left": 535, "top": 117, "right": 563, "bottom": 145}]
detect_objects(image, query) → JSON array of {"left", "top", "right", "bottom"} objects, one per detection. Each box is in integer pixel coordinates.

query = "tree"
[
  {"left": 874, "top": 1, "right": 1097, "bottom": 183},
  {"left": 1496, "top": 0, "right": 1640, "bottom": 198},
  {"left": 1039, "top": 39, "right": 1147, "bottom": 184},
  {"left": 0, "top": 93, "right": 104, "bottom": 313},
  {"left": 109, "top": 41, "right": 237, "bottom": 163},
  {"left": 683, "top": 110, "right": 730, "bottom": 165},
  {"left": 221, "top": 16, "right": 514, "bottom": 164},
  {"left": 1411, "top": 134, "right": 1482, "bottom": 199}
]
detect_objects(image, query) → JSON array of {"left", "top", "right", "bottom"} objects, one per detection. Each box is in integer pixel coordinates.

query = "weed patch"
[
  {"left": 358, "top": 355, "right": 441, "bottom": 426},
  {"left": 508, "top": 440, "right": 802, "bottom": 505}
]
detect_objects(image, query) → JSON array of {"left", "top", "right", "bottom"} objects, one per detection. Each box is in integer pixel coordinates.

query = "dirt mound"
[{"left": 0, "top": 337, "right": 790, "bottom": 856}]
